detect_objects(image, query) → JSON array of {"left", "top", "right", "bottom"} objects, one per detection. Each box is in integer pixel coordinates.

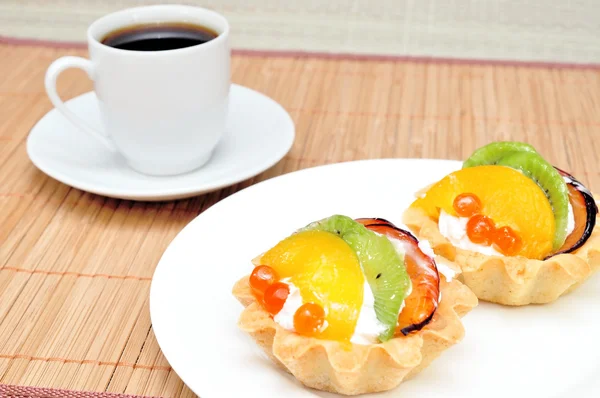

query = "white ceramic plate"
[
  {"left": 150, "top": 159, "right": 600, "bottom": 397},
  {"left": 27, "top": 84, "right": 295, "bottom": 201}
]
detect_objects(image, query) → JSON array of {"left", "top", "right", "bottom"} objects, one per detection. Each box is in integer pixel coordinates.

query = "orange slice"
[
  {"left": 255, "top": 230, "right": 364, "bottom": 342},
  {"left": 410, "top": 165, "right": 555, "bottom": 259}
]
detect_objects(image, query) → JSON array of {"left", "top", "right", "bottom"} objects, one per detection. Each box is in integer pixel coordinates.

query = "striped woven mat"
[{"left": 0, "top": 26, "right": 599, "bottom": 398}]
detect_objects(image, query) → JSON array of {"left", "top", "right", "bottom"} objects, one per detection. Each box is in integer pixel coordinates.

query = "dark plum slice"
[
  {"left": 356, "top": 218, "right": 440, "bottom": 336},
  {"left": 547, "top": 168, "right": 598, "bottom": 258}
]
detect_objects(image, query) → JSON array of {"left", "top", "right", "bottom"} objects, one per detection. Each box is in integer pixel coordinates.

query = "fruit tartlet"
[
  {"left": 403, "top": 141, "right": 600, "bottom": 306},
  {"left": 232, "top": 215, "right": 477, "bottom": 395}
]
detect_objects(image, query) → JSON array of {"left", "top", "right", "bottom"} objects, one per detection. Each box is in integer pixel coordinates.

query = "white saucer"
[{"left": 27, "top": 84, "right": 295, "bottom": 201}]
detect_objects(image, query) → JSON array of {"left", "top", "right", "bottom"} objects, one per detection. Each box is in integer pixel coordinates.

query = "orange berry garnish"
[
  {"left": 293, "top": 303, "right": 326, "bottom": 336},
  {"left": 493, "top": 226, "right": 523, "bottom": 256},
  {"left": 249, "top": 265, "right": 278, "bottom": 297},
  {"left": 453, "top": 193, "right": 482, "bottom": 217},
  {"left": 466, "top": 214, "right": 496, "bottom": 245},
  {"left": 263, "top": 282, "right": 289, "bottom": 315}
]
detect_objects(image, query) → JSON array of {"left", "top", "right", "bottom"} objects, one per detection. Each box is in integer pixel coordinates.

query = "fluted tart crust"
[{"left": 232, "top": 272, "right": 477, "bottom": 396}]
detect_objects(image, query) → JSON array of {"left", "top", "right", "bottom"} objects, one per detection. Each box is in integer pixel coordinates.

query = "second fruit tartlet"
[
  {"left": 403, "top": 141, "right": 600, "bottom": 306},
  {"left": 233, "top": 215, "right": 477, "bottom": 395}
]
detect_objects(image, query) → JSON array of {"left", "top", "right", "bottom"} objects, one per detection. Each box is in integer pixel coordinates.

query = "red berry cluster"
[
  {"left": 453, "top": 193, "right": 522, "bottom": 256},
  {"left": 249, "top": 265, "right": 325, "bottom": 336}
]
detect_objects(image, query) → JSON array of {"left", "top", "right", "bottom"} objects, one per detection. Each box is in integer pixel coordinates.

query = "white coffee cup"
[{"left": 45, "top": 5, "right": 230, "bottom": 176}]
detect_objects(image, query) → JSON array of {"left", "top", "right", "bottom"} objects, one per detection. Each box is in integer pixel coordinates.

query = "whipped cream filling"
[
  {"left": 438, "top": 203, "right": 575, "bottom": 257},
  {"left": 567, "top": 202, "right": 575, "bottom": 237},
  {"left": 388, "top": 233, "right": 454, "bottom": 284},
  {"left": 438, "top": 210, "right": 504, "bottom": 256},
  {"left": 418, "top": 239, "right": 455, "bottom": 282},
  {"left": 273, "top": 279, "right": 388, "bottom": 345},
  {"left": 273, "top": 279, "right": 303, "bottom": 331},
  {"left": 349, "top": 281, "right": 389, "bottom": 345}
]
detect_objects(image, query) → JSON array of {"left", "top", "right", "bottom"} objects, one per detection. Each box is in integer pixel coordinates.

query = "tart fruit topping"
[
  {"left": 462, "top": 141, "right": 537, "bottom": 168},
  {"left": 410, "top": 165, "right": 555, "bottom": 259},
  {"left": 453, "top": 193, "right": 482, "bottom": 217},
  {"left": 356, "top": 218, "right": 440, "bottom": 336},
  {"left": 263, "top": 282, "right": 289, "bottom": 315},
  {"left": 425, "top": 141, "right": 596, "bottom": 259},
  {"left": 294, "top": 303, "right": 326, "bottom": 336},
  {"left": 450, "top": 196, "right": 524, "bottom": 256},
  {"left": 302, "top": 215, "right": 411, "bottom": 342},
  {"left": 249, "top": 265, "right": 278, "bottom": 301},
  {"left": 549, "top": 168, "right": 598, "bottom": 258},
  {"left": 495, "top": 151, "right": 569, "bottom": 251},
  {"left": 255, "top": 229, "right": 365, "bottom": 342},
  {"left": 463, "top": 142, "right": 570, "bottom": 251},
  {"left": 493, "top": 226, "right": 523, "bottom": 256},
  {"left": 466, "top": 214, "right": 496, "bottom": 245}
]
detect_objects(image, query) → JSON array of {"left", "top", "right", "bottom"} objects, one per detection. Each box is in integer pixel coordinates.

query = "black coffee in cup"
[{"left": 101, "top": 22, "right": 218, "bottom": 51}]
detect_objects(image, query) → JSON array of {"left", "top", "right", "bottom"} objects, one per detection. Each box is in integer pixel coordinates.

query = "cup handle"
[{"left": 44, "top": 56, "right": 116, "bottom": 151}]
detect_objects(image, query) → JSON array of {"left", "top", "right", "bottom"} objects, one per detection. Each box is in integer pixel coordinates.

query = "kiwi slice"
[
  {"left": 463, "top": 141, "right": 537, "bottom": 168},
  {"left": 496, "top": 152, "right": 570, "bottom": 250},
  {"left": 301, "top": 215, "right": 411, "bottom": 341}
]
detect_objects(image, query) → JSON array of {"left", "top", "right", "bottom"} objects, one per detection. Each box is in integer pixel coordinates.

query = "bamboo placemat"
[{"left": 0, "top": 42, "right": 599, "bottom": 397}]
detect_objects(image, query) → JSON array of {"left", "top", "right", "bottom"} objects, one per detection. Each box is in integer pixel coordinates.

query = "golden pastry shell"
[
  {"left": 403, "top": 207, "right": 600, "bottom": 306},
  {"left": 232, "top": 272, "right": 478, "bottom": 396}
]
